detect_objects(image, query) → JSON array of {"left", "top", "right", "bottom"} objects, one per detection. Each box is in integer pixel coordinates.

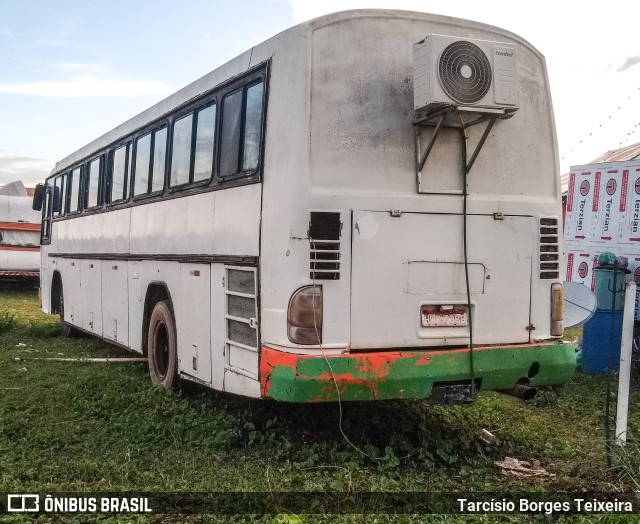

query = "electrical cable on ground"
[
  {"left": 310, "top": 237, "right": 375, "bottom": 459},
  {"left": 461, "top": 117, "right": 476, "bottom": 400}
]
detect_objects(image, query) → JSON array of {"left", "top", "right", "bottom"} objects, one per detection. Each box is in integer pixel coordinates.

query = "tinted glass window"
[
  {"left": 242, "top": 82, "right": 264, "bottom": 171},
  {"left": 194, "top": 104, "right": 216, "bottom": 182},
  {"left": 111, "top": 144, "right": 129, "bottom": 202},
  {"left": 42, "top": 189, "right": 51, "bottom": 239},
  {"left": 219, "top": 90, "right": 242, "bottom": 177},
  {"left": 87, "top": 158, "right": 101, "bottom": 208},
  {"left": 151, "top": 127, "right": 167, "bottom": 192},
  {"left": 43, "top": 188, "right": 50, "bottom": 220},
  {"left": 134, "top": 133, "right": 151, "bottom": 196},
  {"left": 53, "top": 176, "right": 63, "bottom": 217},
  {"left": 170, "top": 115, "right": 192, "bottom": 187},
  {"left": 70, "top": 167, "right": 81, "bottom": 212},
  {"left": 60, "top": 173, "right": 69, "bottom": 216}
]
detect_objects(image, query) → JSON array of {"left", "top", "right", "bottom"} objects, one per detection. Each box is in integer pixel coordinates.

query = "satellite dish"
[{"left": 564, "top": 281, "right": 598, "bottom": 329}]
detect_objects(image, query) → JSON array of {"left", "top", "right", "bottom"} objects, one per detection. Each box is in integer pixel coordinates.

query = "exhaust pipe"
[{"left": 497, "top": 383, "right": 537, "bottom": 401}]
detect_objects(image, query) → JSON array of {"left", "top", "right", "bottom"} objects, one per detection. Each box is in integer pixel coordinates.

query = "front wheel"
[{"left": 147, "top": 300, "right": 178, "bottom": 389}]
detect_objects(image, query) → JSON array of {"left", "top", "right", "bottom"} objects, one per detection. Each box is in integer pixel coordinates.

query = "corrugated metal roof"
[
  {"left": 561, "top": 141, "right": 640, "bottom": 193},
  {"left": 588, "top": 141, "right": 640, "bottom": 163}
]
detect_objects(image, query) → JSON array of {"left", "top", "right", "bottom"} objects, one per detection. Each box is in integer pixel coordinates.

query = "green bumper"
[{"left": 260, "top": 342, "right": 576, "bottom": 402}]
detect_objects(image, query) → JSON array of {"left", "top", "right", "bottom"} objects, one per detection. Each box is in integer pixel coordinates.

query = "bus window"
[
  {"left": 219, "top": 90, "right": 242, "bottom": 177},
  {"left": 134, "top": 133, "right": 151, "bottom": 196},
  {"left": 193, "top": 104, "right": 216, "bottom": 182},
  {"left": 151, "top": 127, "right": 167, "bottom": 192},
  {"left": 242, "top": 82, "right": 264, "bottom": 171},
  {"left": 53, "top": 175, "right": 63, "bottom": 217},
  {"left": 87, "top": 157, "right": 101, "bottom": 208},
  {"left": 170, "top": 114, "right": 193, "bottom": 187},
  {"left": 110, "top": 144, "right": 130, "bottom": 202},
  {"left": 69, "top": 167, "right": 81, "bottom": 212},
  {"left": 41, "top": 187, "right": 51, "bottom": 241},
  {"left": 60, "top": 173, "right": 68, "bottom": 215}
]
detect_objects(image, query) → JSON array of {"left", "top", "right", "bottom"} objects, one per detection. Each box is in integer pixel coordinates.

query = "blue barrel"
[{"left": 581, "top": 310, "right": 623, "bottom": 374}]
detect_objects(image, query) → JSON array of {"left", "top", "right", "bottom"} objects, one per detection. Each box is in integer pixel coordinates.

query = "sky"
[{"left": 1, "top": 0, "right": 639, "bottom": 185}]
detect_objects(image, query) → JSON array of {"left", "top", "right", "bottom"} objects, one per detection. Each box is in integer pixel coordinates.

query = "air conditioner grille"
[
  {"left": 309, "top": 212, "right": 341, "bottom": 280},
  {"left": 438, "top": 41, "right": 492, "bottom": 105}
]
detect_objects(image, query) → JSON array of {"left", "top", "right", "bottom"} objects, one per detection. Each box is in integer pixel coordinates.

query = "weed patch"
[
  {"left": 0, "top": 309, "right": 17, "bottom": 335},
  {"left": 2, "top": 286, "right": 640, "bottom": 523}
]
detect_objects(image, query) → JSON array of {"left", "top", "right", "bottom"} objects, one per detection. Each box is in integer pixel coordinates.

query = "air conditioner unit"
[{"left": 413, "top": 35, "right": 518, "bottom": 112}]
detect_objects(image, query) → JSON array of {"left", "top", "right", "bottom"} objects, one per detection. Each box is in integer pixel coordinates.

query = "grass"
[{"left": 1, "top": 284, "right": 639, "bottom": 523}]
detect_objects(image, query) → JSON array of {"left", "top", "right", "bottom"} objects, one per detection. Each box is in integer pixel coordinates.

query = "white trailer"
[
  {"left": 0, "top": 181, "right": 40, "bottom": 280},
  {"left": 33, "top": 10, "right": 574, "bottom": 402}
]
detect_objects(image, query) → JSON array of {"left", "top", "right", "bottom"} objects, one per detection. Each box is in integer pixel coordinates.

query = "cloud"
[
  {"left": 289, "top": 0, "right": 428, "bottom": 23},
  {"left": 0, "top": 155, "right": 52, "bottom": 185},
  {"left": 617, "top": 56, "right": 640, "bottom": 73},
  {"left": 53, "top": 62, "right": 107, "bottom": 73},
  {"left": 0, "top": 77, "right": 173, "bottom": 98}
]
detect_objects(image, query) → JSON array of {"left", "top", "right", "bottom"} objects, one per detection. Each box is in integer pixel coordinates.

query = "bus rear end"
[{"left": 258, "top": 11, "right": 575, "bottom": 402}]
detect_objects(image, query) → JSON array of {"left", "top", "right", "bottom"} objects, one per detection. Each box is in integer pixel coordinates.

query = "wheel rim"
[{"left": 153, "top": 321, "right": 170, "bottom": 380}]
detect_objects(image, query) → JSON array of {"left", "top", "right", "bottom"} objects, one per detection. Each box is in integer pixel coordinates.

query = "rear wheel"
[{"left": 147, "top": 300, "right": 178, "bottom": 389}]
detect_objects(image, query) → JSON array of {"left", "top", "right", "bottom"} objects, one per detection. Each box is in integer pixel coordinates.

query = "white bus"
[{"left": 33, "top": 10, "right": 575, "bottom": 403}]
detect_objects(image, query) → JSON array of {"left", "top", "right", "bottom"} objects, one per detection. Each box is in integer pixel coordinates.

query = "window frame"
[
  {"left": 169, "top": 100, "right": 218, "bottom": 192},
  {"left": 40, "top": 181, "right": 53, "bottom": 244},
  {"left": 67, "top": 166, "right": 83, "bottom": 215},
  {"left": 132, "top": 124, "right": 168, "bottom": 201},
  {"left": 52, "top": 174, "right": 64, "bottom": 218},
  {"left": 106, "top": 141, "right": 132, "bottom": 206},
  {"left": 84, "top": 155, "right": 103, "bottom": 210},
  {"left": 217, "top": 78, "right": 266, "bottom": 183}
]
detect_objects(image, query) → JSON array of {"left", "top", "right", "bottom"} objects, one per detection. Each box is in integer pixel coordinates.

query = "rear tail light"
[
  {"left": 288, "top": 285, "right": 322, "bottom": 345},
  {"left": 550, "top": 282, "right": 563, "bottom": 336}
]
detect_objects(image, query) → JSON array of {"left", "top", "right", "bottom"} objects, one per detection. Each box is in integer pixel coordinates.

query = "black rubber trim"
[{"left": 48, "top": 253, "right": 258, "bottom": 265}]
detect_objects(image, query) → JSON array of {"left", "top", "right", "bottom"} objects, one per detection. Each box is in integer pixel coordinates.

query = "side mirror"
[{"left": 32, "top": 183, "right": 45, "bottom": 211}]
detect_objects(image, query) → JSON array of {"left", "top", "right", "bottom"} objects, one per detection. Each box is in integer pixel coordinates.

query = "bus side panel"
[
  {"left": 80, "top": 259, "right": 102, "bottom": 336},
  {"left": 102, "top": 260, "right": 128, "bottom": 345},
  {"left": 177, "top": 263, "right": 212, "bottom": 384},
  {"left": 128, "top": 261, "right": 143, "bottom": 354},
  {"left": 40, "top": 257, "right": 51, "bottom": 314},
  {"left": 210, "top": 264, "right": 226, "bottom": 391},
  {"left": 60, "top": 258, "right": 82, "bottom": 328}
]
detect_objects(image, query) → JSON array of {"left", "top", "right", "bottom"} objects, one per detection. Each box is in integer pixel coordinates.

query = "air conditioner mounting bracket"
[{"left": 413, "top": 104, "right": 517, "bottom": 188}]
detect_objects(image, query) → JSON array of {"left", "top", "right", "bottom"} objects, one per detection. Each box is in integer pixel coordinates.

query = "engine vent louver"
[
  {"left": 438, "top": 41, "right": 492, "bottom": 105},
  {"left": 539, "top": 218, "right": 560, "bottom": 279},
  {"left": 309, "top": 212, "right": 341, "bottom": 280}
]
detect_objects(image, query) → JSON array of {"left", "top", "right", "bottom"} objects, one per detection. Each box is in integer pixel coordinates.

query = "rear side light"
[
  {"left": 550, "top": 282, "right": 563, "bottom": 336},
  {"left": 288, "top": 286, "right": 322, "bottom": 344}
]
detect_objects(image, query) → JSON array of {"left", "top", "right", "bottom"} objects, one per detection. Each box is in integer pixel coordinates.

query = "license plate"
[{"left": 421, "top": 306, "right": 468, "bottom": 327}]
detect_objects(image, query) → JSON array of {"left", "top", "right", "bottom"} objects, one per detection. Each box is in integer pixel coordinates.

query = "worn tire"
[{"left": 147, "top": 300, "right": 178, "bottom": 389}]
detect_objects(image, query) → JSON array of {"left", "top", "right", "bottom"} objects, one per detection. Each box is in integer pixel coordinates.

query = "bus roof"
[{"left": 51, "top": 9, "right": 540, "bottom": 176}]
